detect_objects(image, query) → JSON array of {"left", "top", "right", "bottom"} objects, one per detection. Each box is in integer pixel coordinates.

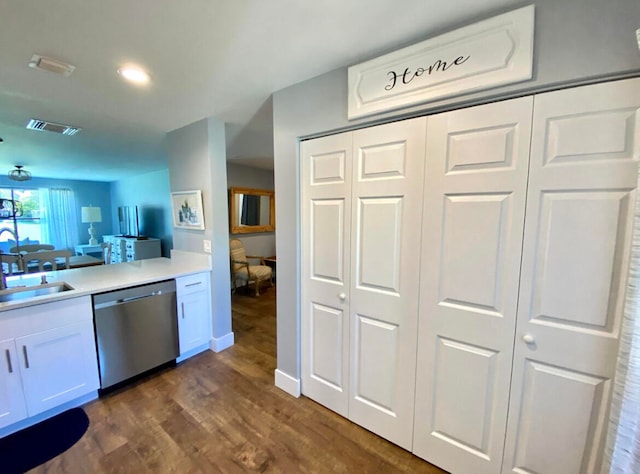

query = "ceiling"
[{"left": 0, "top": 0, "right": 522, "bottom": 182}]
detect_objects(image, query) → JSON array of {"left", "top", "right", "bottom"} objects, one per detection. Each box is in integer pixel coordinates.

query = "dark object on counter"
[{"left": 0, "top": 407, "right": 89, "bottom": 473}]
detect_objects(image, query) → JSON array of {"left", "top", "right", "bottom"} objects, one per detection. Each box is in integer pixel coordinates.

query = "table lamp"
[{"left": 81, "top": 205, "right": 102, "bottom": 245}]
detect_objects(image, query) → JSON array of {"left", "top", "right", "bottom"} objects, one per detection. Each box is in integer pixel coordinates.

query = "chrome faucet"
[{"left": 0, "top": 228, "right": 24, "bottom": 289}]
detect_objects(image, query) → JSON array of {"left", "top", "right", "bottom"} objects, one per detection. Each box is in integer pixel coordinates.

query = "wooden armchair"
[{"left": 229, "top": 239, "right": 272, "bottom": 296}]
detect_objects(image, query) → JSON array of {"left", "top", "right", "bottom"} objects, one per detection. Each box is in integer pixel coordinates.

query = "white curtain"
[
  {"left": 604, "top": 171, "right": 640, "bottom": 473},
  {"left": 39, "top": 188, "right": 79, "bottom": 250}
]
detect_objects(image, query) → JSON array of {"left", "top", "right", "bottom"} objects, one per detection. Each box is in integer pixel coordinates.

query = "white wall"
[
  {"left": 110, "top": 169, "right": 172, "bottom": 256},
  {"left": 167, "top": 117, "right": 232, "bottom": 343},
  {"left": 273, "top": 0, "right": 640, "bottom": 381}
]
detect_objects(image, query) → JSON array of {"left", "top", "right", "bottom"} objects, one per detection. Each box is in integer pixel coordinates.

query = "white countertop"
[{"left": 0, "top": 254, "right": 212, "bottom": 312}]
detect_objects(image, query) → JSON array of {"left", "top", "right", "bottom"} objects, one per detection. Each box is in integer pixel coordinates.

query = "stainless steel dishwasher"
[{"left": 93, "top": 279, "right": 178, "bottom": 389}]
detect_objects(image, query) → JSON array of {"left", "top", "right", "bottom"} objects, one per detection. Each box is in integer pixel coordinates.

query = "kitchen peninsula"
[{"left": 0, "top": 252, "right": 213, "bottom": 438}]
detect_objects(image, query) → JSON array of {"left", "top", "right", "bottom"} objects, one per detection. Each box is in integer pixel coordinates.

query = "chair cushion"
[{"left": 234, "top": 265, "right": 272, "bottom": 282}]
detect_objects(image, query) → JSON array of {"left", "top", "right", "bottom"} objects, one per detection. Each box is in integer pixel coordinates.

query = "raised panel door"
[
  {"left": 349, "top": 117, "right": 427, "bottom": 450},
  {"left": 0, "top": 339, "right": 27, "bottom": 429},
  {"left": 301, "top": 132, "right": 353, "bottom": 416},
  {"left": 502, "top": 78, "right": 640, "bottom": 474},
  {"left": 413, "top": 97, "right": 533, "bottom": 473}
]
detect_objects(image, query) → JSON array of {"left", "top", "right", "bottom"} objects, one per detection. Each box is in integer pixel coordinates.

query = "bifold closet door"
[
  {"left": 301, "top": 117, "right": 427, "bottom": 449},
  {"left": 301, "top": 131, "right": 353, "bottom": 416},
  {"left": 348, "top": 118, "right": 427, "bottom": 450},
  {"left": 413, "top": 97, "right": 534, "bottom": 474},
  {"left": 501, "top": 78, "right": 640, "bottom": 474}
]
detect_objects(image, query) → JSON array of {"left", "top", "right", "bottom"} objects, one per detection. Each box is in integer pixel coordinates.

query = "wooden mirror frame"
[{"left": 229, "top": 186, "right": 275, "bottom": 234}]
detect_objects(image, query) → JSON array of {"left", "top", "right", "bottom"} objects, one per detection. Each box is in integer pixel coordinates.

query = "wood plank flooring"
[{"left": 30, "top": 285, "right": 446, "bottom": 473}]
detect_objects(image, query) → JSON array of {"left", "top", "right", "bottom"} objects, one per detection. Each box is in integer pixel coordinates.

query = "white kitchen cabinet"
[
  {"left": 176, "top": 272, "right": 212, "bottom": 358},
  {"left": 0, "top": 296, "right": 99, "bottom": 430},
  {"left": 0, "top": 339, "right": 28, "bottom": 429}
]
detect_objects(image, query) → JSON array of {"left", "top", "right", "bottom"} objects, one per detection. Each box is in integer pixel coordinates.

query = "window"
[
  {"left": 0, "top": 187, "right": 41, "bottom": 252},
  {"left": 0, "top": 187, "right": 79, "bottom": 252}
]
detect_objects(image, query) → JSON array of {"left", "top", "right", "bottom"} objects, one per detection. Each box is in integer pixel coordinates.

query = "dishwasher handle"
[
  {"left": 94, "top": 290, "right": 174, "bottom": 310},
  {"left": 118, "top": 290, "right": 163, "bottom": 304}
]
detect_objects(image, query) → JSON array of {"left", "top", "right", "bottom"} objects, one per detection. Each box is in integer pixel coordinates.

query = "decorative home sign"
[
  {"left": 171, "top": 190, "right": 205, "bottom": 230},
  {"left": 348, "top": 5, "right": 534, "bottom": 119}
]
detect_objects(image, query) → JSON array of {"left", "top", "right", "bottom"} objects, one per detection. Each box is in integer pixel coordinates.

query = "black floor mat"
[{"left": 0, "top": 407, "right": 89, "bottom": 473}]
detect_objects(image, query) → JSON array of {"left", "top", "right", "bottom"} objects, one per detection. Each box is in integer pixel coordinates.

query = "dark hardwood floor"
[{"left": 31, "top": 285, "right": 445, "bottom": 473}]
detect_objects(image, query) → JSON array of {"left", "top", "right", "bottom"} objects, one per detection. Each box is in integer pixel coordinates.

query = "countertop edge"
[{"left": 0, "top": 257, "right": 212, "bottom": 312}]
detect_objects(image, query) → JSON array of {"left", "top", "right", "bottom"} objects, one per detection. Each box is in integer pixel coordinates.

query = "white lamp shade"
[{"left": 81, "top": 206, "right": 102, "bottom": 223}]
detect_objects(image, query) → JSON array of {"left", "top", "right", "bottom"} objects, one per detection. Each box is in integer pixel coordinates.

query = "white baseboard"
[
  {"left": 274, "top": 369, "right": 301, "bottom": 398},
  {"left": 176, "top": 343, "right": 210, "bottom": 363},
  {"left": 210, "top": 332, "right": 234, "bottom": 352}
]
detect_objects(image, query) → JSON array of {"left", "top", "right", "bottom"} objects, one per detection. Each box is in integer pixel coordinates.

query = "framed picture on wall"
[{"left": 171, "top": 190, "right": 205, "bottom": 230}]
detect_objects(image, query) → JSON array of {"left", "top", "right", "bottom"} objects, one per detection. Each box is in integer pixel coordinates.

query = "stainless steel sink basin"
[{"left": 0, "top": 282, "right": 74, "bottom": 303}]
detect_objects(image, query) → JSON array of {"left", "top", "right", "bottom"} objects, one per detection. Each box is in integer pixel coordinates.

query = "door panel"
[
  {"left": 353, "top": 314, "right": 398, "bottom": 412},
  {"left": 301, "top": 132, "right": 352, "bottom": 416},
  {"left": 311, "top": 200, "right": 346, "bottom": 282},
  {"left": 431, "top": 337, "right": 499, "bottom": 457},
  {"left": 440, "top": 193, "right": 512, "bottom": 312},
  {"left": 502, "top": 78, "right": 640, "bottom": 474},
  {"left": 309, "top": 303, "right": 344, "bottom": 389},
  {"left": 356, "top": 197, "right": 402, "bottom": 293},
  {"left": 510, "top": 361, "right": 608, "bottom": 474},
  {"left": 0, "top": 339, "right": 27, "bottom": 429},
  {"left": 413, "top": 97, "right": 533, "bottom": 474},
  {"left": 19, "top": 321, "right": 99, "bottom": 416},
  {"left": 349, "top": 117, "right": 427, "bottom": 450}
]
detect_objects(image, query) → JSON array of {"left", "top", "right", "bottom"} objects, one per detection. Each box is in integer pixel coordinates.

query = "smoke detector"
[
  {"left": 28, "top": 54, "right": 75, "bottom": 77},
  {"left": 26, "top": 118, "right": 81, "bottom": 136}
]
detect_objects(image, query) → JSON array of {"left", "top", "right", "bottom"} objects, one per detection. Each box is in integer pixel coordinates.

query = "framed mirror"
[{"left": 229, "top": 187, "right": 275, "bottom": 234}]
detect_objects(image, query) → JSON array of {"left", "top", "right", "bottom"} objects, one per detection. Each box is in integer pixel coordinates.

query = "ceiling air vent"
[
  {"left": 28, "top": 54, "right": 75, "bottom": 77},
  {"left": 26, "top": 119, "right": 81, "bottom": 136}
]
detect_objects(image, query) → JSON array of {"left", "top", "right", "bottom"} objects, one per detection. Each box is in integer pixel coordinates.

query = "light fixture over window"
[
  {"left": 8, "top": 165, "right": 32, "bottom": 182},
  {"left": 117, "top": 65, "right": 150, "bottom": 85},
  {"left": 81, "top": 205, "right": 102, "bottom": 245}
]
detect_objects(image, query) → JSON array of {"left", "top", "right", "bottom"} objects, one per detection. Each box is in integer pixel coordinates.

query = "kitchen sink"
[{"left": 0, "top": 282, "right": 74, "bottom": 303}]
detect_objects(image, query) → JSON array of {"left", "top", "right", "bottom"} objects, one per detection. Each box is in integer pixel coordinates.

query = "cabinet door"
[
  {"left": 348, "top": 117, "right": 427, "bottom": 450},
  {"left": 0, "top": 339, "right": 27, "bottom": 429},
  {"left": 413, "top": 97, "right": 533, "bottom": 473},
  {"left": 177, "top": 273, "right": 212, "bottom": 355},
  {"left": 502, "top": 78, "right": 640, "bottom": 474},
  {"left": 18, "top": 321, "right": 99, "bottom": 416},
  {"left": 301, "top": 131, "right": 353, "bottom": 417}
]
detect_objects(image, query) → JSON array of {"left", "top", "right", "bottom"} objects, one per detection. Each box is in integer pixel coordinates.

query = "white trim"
[
  {"left": 275, "top": 369, "right": 301, "bottom": 398},
  {"left": 210, "top": 331, "right": 234, "bottom": 352},
  {"left": 348, "top": 5, "right": 534, "bottom": 119}
]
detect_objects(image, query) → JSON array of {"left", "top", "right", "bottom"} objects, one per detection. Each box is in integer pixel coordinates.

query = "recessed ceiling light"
[{"left": 117, "top": 66, "right": 150, "bottom": 85}]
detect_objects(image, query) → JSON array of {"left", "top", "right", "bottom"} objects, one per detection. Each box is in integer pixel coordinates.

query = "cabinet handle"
[
  {"left": 522, "top": 334, "right": 535, "bottom": 344},
  {"left": 338, "top": 293, "right": 346, "bottom": 302},
  {"left": 22, "top": 345, "right": 29, "bottom": 369},
  {"left": 5, "top": 349, "right": 12, "bottom": 373},
  {"left": 186, "top": 281, "right": 202, "bottom": 287},
  {"left": 181, "top": 302, "right": 185, "bottom": 319}
]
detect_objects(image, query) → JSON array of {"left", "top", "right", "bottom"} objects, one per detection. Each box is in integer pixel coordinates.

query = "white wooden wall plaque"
[{"left": 347, "top": 5, "right": 535, "bottom": 119}]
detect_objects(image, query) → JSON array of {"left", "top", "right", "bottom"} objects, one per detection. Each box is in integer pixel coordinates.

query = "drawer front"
[{"left": 176, "top": 272, "right": 209, "bottom": 296}]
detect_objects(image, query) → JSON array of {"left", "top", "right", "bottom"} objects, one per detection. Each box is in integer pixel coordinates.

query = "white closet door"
[
  {"left": 413, "top": 97, "right": 534, "bottom": 473},
  {"left": 348, "top": 117, "right": 427, "bottom": 450},
  {"left": 502, "top": 79, "right": 640, "bottom": 474},
  {"left": 301, "top": 132, "right": 353, "bottom": 416}
]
